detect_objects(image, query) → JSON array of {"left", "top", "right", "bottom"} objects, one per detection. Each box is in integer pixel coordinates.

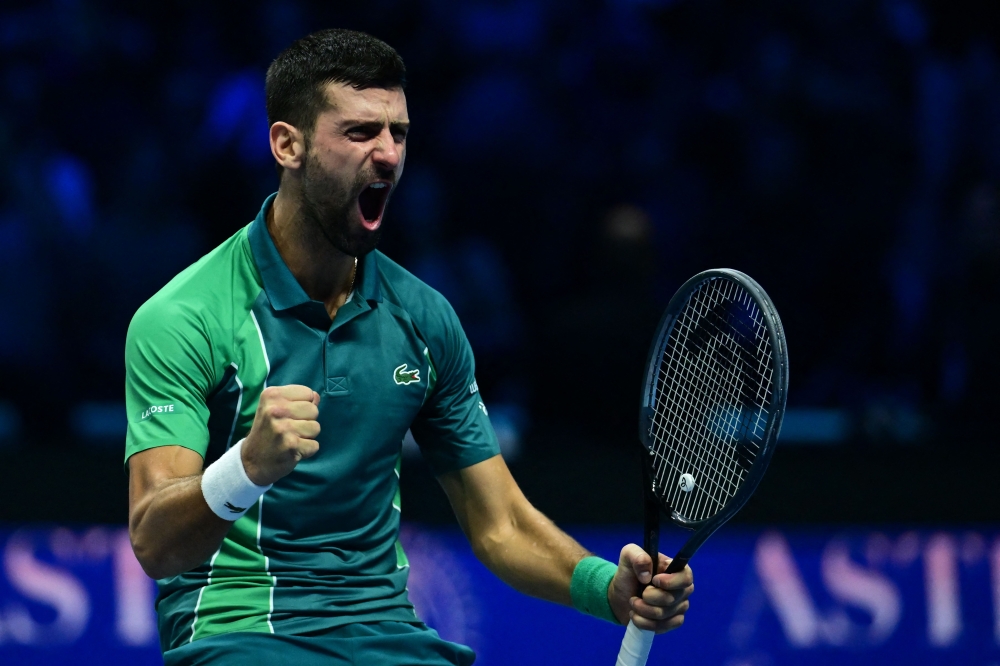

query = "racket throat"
[
  {"left": 642, "top": 465, "right": 662, "bottom": 577},
  {"left": 664, "top": 555, "right": 689, "bottom": 575}
]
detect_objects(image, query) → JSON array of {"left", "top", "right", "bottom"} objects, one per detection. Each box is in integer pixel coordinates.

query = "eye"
[
  {"left": 392, "top": 130, "right": 408, "bottom": 143},
  {"left": 346, "top": 126, "right": 378, "bottom": 140}
]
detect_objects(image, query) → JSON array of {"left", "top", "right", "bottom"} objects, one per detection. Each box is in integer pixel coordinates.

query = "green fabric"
[
  {"left": 124, "top": 194, "right": 501, "bottom": 653},
  {"left": 124, "top": 227, "right": 261, "bottom": 464},
  {"left": 161, "top": 622, "right": 476, "bottom": 666},
  {"left": 570, "top": 556, "right": 620, "bottom": 624}
]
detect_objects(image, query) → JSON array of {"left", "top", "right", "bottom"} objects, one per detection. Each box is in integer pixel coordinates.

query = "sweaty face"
[{"left": 296, "top": 84, "right": 408, "bottom": 258}]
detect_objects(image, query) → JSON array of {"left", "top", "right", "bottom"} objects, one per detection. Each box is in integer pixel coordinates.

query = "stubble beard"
[{"left": 299, "top": 152, "right": 383, "bottom": 258}]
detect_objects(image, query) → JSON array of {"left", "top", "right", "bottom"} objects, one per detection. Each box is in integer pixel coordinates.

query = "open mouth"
[{"left": 358, "top": 182, "right": 391, "bottom": 231}]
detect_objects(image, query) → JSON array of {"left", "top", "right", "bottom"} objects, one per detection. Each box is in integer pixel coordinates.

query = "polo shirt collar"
[
  {"left": 356, "top": 246, "right": 383, "bottom": 303},
  {"left": 248, "top": 193, "right": 383, "bottom": 312}
]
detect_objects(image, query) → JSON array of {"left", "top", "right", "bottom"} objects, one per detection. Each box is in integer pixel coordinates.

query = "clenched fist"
[{"left": 241, "top": 385, "right": 321, "bottom": 486}]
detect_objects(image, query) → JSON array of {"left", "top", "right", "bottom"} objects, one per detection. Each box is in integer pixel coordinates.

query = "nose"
[{"left": 371, "top": 128, "right": 402, "bottom": 171}]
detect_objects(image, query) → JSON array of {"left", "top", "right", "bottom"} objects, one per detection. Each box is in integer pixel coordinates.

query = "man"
[{"left": 126, "top": 29, "right": 693, "bottom": 665}]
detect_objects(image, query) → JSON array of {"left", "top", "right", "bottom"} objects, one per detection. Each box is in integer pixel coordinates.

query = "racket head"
[{"left": 638, "top": 268, "right": 788, "bottom": 533}]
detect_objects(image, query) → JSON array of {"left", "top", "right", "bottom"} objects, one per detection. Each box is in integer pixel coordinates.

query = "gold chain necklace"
[{"left": 348, "top": 257, "right": 358, "bottom": 296}]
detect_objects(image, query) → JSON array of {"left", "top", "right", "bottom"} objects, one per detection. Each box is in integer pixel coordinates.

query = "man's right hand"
[{"left": 241, "top": 385, "right": 321, "bottom": 486}]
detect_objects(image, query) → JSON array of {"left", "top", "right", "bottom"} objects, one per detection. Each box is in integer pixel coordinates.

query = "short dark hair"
[{"left": 265, "top": 28, "right": 407, "bottom": 139}]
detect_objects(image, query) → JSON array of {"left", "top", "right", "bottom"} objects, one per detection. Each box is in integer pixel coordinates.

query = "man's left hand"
[{"left": 608, "top": 544, "right": 694, "bottom": 633}]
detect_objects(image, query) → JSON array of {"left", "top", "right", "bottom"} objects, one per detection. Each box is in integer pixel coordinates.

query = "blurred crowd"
[{"left": 0, "top": 0, "right": 998, "bottom": 452}]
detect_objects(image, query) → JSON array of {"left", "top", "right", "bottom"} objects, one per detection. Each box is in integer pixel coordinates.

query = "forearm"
[
  {"left": 129, "top": 475, "right": 232, "bottom": 579},
  {"left": 127, "top": 392, "right": 318, "bottom": 579},
  {"left": 470, "top": 500, "right": 589, "bottom": 606},
  {"left": 440, "top": 456, "right": 595, "bottom": 606}
]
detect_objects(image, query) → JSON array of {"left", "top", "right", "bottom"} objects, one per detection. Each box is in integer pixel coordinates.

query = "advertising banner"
[{"left": 0, "top": 525, "right": 995, "bottom": 665}]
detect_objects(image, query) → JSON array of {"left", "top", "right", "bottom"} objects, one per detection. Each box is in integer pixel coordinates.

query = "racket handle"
[{"left": 615, "top": 620, "right": 654, "bottom": 666}]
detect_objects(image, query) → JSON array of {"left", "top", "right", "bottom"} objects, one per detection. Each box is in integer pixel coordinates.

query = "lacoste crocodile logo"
[
  {"left": 393, "top": 364, "right": 421, "bottom": 385},
  {"left": 224, "top": 501, "right": 247, "bottom": 513}
]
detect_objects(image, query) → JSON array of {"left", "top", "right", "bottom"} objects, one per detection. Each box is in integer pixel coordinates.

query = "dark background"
[{"left": 0, "top": 0, "right": 998, "bottom": 526}]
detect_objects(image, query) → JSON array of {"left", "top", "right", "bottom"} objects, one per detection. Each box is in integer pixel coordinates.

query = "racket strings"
[
  {"left": 656, "top": 282, "right": 752, "bottom": 509},
  {"left": 653, "top": 292, "right": 762, "bottom": 519},
  {"left": 662, "top": 281, "right": 773, "bottom": 519},
  {"left": 667, "top": 281, "right": 771, "bottom": 518},
  {"left": 648, "top": 278, "right": 775, "bottom": 522},
  {"left": 655, "top": 288, "right": 756, "bottom": 516},
  {"left": 656, "top": 337, "right": 748, "bottom": 503}
]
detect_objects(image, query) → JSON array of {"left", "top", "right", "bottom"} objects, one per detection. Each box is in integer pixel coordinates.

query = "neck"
[{"left": 267, "top": 187, "right": 358, "bottom": 318}]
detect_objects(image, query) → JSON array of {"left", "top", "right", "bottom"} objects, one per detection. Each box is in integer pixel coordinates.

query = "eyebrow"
[{"left": 342, "top": 119, "right": 410, "bottom": 134}]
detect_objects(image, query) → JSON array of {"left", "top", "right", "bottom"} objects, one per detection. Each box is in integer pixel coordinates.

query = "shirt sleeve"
[
  {"left": 124, "top": 299, "right": 216, "bottom": 466},
  {"left": 409, "top": 299, "right": 501, "bottom": 476}
]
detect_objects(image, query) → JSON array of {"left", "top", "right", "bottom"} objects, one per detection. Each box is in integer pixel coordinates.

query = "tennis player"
[{"left": 125, "top": 29, "right": 693, "bottom": 665}]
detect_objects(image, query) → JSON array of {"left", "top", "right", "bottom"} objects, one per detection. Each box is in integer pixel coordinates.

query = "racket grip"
[{"left": 615, "top": 620, "right": 654, "bottom": 666}]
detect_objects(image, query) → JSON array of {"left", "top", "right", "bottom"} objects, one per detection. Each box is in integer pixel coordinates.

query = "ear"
[{"left": 270, "top": 122, "right": 306, "bottom": 173}]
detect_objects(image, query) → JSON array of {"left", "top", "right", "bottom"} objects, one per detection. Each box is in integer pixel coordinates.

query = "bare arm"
[
  {"left": 438, "top": 454, "right": 694, "bottom": 632},
  {"left": 128, "top": 445, "right": 231, "bottom": 580},
  {"left": 438, "top": 454, "right": 588, "bottom": 606},
  {"left": 128, "top": 385, "right": 322, "bottom": 580}
]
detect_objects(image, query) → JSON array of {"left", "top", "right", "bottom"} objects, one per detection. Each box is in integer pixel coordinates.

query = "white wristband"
[{"left": 201, "top": 439, "right": 271, "bottom": 520}]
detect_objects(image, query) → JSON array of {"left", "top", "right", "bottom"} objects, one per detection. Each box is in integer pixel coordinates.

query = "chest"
[{"left": 242, "top": 301, "right": 429, "bottom": 445}]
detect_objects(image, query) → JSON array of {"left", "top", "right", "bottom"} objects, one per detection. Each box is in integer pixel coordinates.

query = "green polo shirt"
[{"left": 124, "top": 193, "right": 500, "bottom": 653}]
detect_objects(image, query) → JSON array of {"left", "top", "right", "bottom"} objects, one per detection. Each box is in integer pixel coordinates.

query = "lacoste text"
[{"left": 140, "top": 404, "right": 177, "bottom": 420}]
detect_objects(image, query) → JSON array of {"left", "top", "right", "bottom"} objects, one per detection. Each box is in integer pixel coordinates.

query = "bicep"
[
  {"left": 438, "top": 454, "right": 524, "bottom": 544},
  {"left": 128, "top": 445, "right": 205, "bottom": 525}
]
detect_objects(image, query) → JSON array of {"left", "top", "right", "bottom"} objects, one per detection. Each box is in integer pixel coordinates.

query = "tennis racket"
[{"left": 615, "top": 269, "right": 788, "bottom": 666}]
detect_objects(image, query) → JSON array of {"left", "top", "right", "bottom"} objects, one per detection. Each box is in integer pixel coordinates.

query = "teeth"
[{"left": 369, "top": 183, "right": 387, "bottom": 189}]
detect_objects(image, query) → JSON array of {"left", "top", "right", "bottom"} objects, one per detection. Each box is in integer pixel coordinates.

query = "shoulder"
[
  {"left": 127, "top": 227, "right": 258, "bottom": 353},
  {"left": 374, "top": 251, "right": 461, "bottom": 333}
]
